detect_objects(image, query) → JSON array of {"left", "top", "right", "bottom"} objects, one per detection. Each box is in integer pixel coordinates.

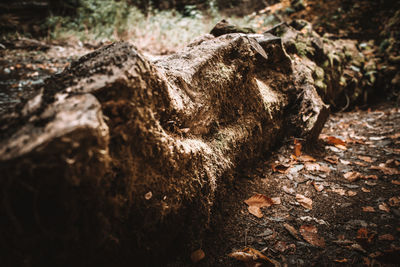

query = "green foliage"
[
  {"left": 46, "top": 0, "right": 133, "bottom": 40},
  {"left": 44, "top": 0, "right": 277, "bottom": 53}
]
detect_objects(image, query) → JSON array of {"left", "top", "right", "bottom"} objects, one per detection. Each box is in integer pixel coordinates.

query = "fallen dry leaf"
[
  {"left": 282, "top": 185, "right": 295, "bottom": 195},
  {"left": 324, "top": 136, "right": 347, "bottom": 150},
  {"left": 312, "top": 181, "right": 324, "bottom": 192},
  {"left": 304, "top": 162, "right": 320, "bottom": 171},
  {"left": 389, "top": 132, "right": 400, "bottom": 139},
  {"left": 392, "top": 180, "right": 400, "bottom": 185},
  {"left": 244, "top": 194, "right": 279, "bottom": 218},
  {"left": 362, "top": 206, "right": 375, "bottom": 212},
  {"left": 378, "top": 234, "right": 395, "bottom": 241},
  {"left": 228, "top": 247, "right": 275, "bottom": 266},
  {"left": 334, "top": 258, "right": 348, "bottom": 263},
  {"left": 364, "top": 175, "right": 378, "bottom": 180},
  {"left": 356, "top": 228, "right": 368, "bottom": 239},
  {"left": 299, "top": 225, "right": 325, "bottom": 247},
  {"left": 191, "top": 249, "right": 205, "bottom": 263},
  {"left": 354, "top": 161, "right": 368, "bottom": 167},
  {"left": 358, "top": 156, "right": 373, "bottom": 163},
  {"left": 388, "top": 196, "right": 400, "bottom": 207},
  {"left": 331, "top": 188, "right": 346, "bottom": 196},
  {"left": 294, "top": 139, "right": 302, "bottom": 157},
  {"left": 305, "top": 162, "right": 320, "bottom": 171},
  {"left": 343, "top": 171, "right": 362, "bottom": 182},
  {"left": 379, "top": 203, "right": 390, "bottom": 212},
  {"left": 296, "top": 194, "right": 312, "bottom": 209},
  {"left": 361, "top": 187, "right": 371, "bottom": 193},
  {"left": 370, "top": 164, "right": 400, "bottom": 175},
  {"left": 339, "top": 159, "right": 351, "bottom": 165},
  {"left": 347, "top": 243, "right": 367, "bottom": 253},
  {"left": 304, "top": 162, "right": 331, "bottom": 173},
  {"left": 298, "top": 155, "right": 316, "bottom": 162},
  {"left": 319, "top": 164, "right": 331, "bottom": 173},
  {"left": 283, "top": 223, "right": 301, "bottom": 240},
  {"left": 271, "top": 163, "right": 290, "bottom": 174},
  {"left": 324, "top": 155, "right": 339, "bottom": 164},
  {"left": 347, "top": 190, "right": 357, "bottom": 197},
  {"left": 324, "top": 156, "right": 339, "bottom": 164},
  {"left": 271, "top": 197, "right": 281, "bottom": 205}
]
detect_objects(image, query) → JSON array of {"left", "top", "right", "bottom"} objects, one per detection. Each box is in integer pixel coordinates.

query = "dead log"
[{"left": 0, "top": 23, "right": 363, "bottom": 266}]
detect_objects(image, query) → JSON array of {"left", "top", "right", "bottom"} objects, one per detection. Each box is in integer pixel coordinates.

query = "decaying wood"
[{"left": 0, "top": 22, "right": 365, "bottom": 266}]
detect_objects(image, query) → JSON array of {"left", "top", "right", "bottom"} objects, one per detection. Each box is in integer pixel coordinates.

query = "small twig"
[{"left": 244, "top": 229, "right": 248, "bottom": 246}]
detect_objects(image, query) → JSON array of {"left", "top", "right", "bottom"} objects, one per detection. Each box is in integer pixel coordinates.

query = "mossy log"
[{"left": 0, "top": 23, "right": 363, "bottom": 266}]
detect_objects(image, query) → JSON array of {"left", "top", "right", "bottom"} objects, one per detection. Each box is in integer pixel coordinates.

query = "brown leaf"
[
  {"left": 379, "top": 203, "right": 390, "bottom": 213},
  {"left": 370, "top": 164, "right": 400, "bottom": 175},
  {"left": 388, "top": 196, "right": 400, "bottom": 207},
  {"left": 325, "top": 136, "right": 347, "bottom": 148},
  {"left": 296, "top": 194, "right": 312, "bottom": 209},
  {"left": 334, "top": 258, "right": 348, "bottom": 263},
  {"left": 191, "top": 249, "right": 205, "bottom": 263},
  {"left": 299, "top": 225, "right": 325, "bottom": 247},
  {"left": 389, "top": 132, "right": 400, "bottom": 139},
  {"left": 354, "top": 161, "right": 368, "bottom": 167},
  {"left": 304, "top": 162, "right": 330, "bottom": 173},
  {"left": 271, "top": 197, "right": 281, "bottom": 205},
  {"left": 347, "top": 190, "right": 357, "bottom": 197},
  {"left": 282, "top": 185, "right": 295, "bottom": 195},
  {"left": 298, "top": 155, "right": 316, "bottom": 162},
  {"left": 228, "top": 247, "right": 275, "bottom": 266},
  {"left": 305, "top": 162, "right": 320, "bottom": 171},
  {"left": 362, "top": 206, "right": 375, "bottom": 212},
  {"left": 364, "top": 175, "right": 378, "bottom": 180},
  {"left": 378, "top": 234, "right": 395, "bottom": 241},
  {"left": 312, "top": 181, "right": 324, "bottom": 192},
  {"left": 347, "top": 243, "right": 367, "bottom": 253},
  {"left": 324, "top": 155, "right": 339, "bottom": 164},
  {"left": 248, "top": 206, "right": 263, "bottom": 218},
  {"left": 369, "top": 251, "right": 383, "bottom": 258},
  {"left": 331, "top": 188, "right": 346, "bottom": 196},
  {"left": 361, "top": 187, "right": 371, "bottom": 193},
  {"left": 391, "top": 180, "right": 400, "bottom": 185},
  {"left": 343, "top": 171, "right": 362, "bottom": 182},
  {"left": 245, "top": 194, "right": 274, "bottom": 208},
  {"left": 283, "top": 223, "right": 301, "bottom": 240},
  {"left": 294, "top": 139, "right": 302, "bottom": 157},
  {"left": 356, "top": 228, "right": 368, "bottom": 239},
  {"left": 319, "top": 164, "right": 331, "bottom": 173},
  {"left": 339, "top": 159, "right": 351, "bottom": 165},
  {"left": 358, "top": 156, "right": 373, "bottom": 163},
  {"left": 244, "top": 194, "right": 278, "bottom": 218},
  {"left": 271, "top": 163, "right": 290, "bottom": 174}
]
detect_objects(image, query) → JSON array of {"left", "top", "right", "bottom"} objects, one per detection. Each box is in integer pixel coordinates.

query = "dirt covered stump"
[{"left": 0, "top": 24, "right": 364, "bottom": 266}]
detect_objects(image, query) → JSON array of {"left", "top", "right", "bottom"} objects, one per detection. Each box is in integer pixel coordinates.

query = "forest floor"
[
  {"left": 198, "top": 102, "right": 400, "bottom": 266},
  {"left": 1, "top": 37, "right": 399, "bottom": 266}
]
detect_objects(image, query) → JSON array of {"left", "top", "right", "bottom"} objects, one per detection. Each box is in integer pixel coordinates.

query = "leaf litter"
[{"left": 201, "top": 103, "right": 400, "bottom": 266}]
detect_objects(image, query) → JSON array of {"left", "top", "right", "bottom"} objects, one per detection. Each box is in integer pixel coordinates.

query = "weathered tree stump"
[{"left": 0, "top": 22, "right": 365, "bottom": 266}]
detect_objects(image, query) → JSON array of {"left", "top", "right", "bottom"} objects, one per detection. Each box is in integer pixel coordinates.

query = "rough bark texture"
[{"left": 0, "top": 23, "right": 364, "bottom": 266}]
